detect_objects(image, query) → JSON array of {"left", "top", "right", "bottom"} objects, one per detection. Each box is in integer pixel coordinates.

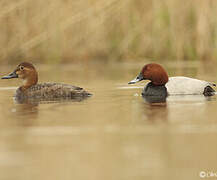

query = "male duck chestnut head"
[{"left": 128, "top": 63, "right": 168, "bottom": 86}]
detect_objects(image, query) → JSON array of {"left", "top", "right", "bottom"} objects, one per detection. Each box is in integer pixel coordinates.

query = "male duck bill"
[
  {"left": 2, "top": 62, "right": 92, "bottom": 99},
  {"left": 128, "top": 63, "right": 216, "bottom": 96}
]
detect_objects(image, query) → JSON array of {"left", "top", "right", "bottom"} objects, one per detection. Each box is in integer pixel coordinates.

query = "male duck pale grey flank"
[{"left": 2, "top": 62, "right": 92, "bottom": 100}]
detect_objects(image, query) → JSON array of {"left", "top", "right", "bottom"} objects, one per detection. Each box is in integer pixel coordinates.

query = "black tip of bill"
[
  {"left": 128, "top": 76, "right": 141, "bottom": 84},
  {"left": 128, "top": 72, "right": 145, "bottom": 85},
  {"left": 128, "top": 81, "right": 136, "bottom": 84}
]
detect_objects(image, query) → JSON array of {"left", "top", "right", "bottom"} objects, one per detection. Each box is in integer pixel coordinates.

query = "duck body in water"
[
  {"left": 2, "top": 62, "right": 92, "bottom": 100},
  {"left": 128, "top": 63, "right": 216, "bottom": 96}
]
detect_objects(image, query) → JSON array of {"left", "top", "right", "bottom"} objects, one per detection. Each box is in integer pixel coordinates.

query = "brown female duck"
[{"left": 2, "top": 62, "right": 92, "bottom": 100}]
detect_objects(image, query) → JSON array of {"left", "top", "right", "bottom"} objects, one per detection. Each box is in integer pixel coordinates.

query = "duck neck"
[{"left": 20, "top": 73, "right": 38, "bottom": 91}]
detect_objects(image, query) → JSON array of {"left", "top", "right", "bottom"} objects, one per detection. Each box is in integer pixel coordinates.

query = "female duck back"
[{"left": 16, "top": 82, "right": 91, "bottom": 99}]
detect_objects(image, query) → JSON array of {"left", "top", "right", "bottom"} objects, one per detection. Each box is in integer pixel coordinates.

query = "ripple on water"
[{"left": 0, "top": 87, "right": 17, "bottom": 91}]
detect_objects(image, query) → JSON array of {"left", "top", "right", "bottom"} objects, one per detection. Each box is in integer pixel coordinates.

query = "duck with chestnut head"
[
  {"left": 128, "top": 63, "right": 216, "bottom": 96},
  {"left": 2, "top": 62, "right": 92, "bottom": 100}
]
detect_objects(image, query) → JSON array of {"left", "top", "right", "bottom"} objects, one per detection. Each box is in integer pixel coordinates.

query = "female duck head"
[
  {"left": 2, "top": 62, "right": 38, "bottom": 90},
  {"left": 128, "top": 63, "right": 169, "bottom": 85}
]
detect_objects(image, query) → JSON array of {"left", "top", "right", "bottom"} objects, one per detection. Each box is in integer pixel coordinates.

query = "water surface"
[{"left": 0, "top": 61, "right": 217, "bottom": 180}]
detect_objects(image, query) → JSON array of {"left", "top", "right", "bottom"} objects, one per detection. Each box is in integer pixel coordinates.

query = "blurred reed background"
[{"left": 0, "top": 0, "right": 217, "bottom": 64}]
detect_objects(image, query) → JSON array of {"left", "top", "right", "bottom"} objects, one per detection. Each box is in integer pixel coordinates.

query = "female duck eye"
[{"left": 20, "top": 66, "right": 24, "bottom": 70}]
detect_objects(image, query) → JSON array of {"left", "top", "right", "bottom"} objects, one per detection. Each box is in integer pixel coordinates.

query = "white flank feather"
[{"left": 166, "top": 76, "right": 215, "bottom": 95}]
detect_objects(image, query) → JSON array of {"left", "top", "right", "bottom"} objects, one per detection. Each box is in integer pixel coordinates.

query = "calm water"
[{"left": 0, "top": 61, "right": 217, "bottom": 180}]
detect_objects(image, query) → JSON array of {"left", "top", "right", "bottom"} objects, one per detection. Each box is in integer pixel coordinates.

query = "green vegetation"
[{"left": 0, "top": 0, "right": 217, "bottom": 64}]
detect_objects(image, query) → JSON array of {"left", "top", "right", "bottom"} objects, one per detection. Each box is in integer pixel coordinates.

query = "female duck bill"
[{"left": 1, "top": 71, "right": 18, "bottom": 79}]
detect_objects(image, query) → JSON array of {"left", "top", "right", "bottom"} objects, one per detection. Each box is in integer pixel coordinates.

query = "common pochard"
[
  {"left": 2, "top": 62, "right": 92, "bottom": 99},
  {"left": 128, "top": 63, "right": 216, "bottom": 96}
]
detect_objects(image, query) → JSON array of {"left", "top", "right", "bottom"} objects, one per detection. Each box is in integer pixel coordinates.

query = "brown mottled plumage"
[
  {"left": 16, "top": 83, "right": 91, "bottom": 99},
  {"left": 2, "top": 62, "right": 92, "bottom": 100}
]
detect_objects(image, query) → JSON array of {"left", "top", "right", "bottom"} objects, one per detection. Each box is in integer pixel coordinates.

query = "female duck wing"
[{"left": 16, "top": 83, "right": 92, "bottom": 98}]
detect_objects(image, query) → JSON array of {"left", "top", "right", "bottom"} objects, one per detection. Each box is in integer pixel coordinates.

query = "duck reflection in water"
[
  {"left": 14, "top": 94, "right": 90, "bottom": 104},
  {"left": 11, "top": 95, "right": 89, "bottom": 126},
  {"left": 142, "top": 96, "right": 168, "bottom": 122},
  {"left": 142, "top": 94, "right": 167, "bottom": 105}
]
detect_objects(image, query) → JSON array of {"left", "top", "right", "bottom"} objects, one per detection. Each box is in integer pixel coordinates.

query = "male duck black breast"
[{"left": 2, "top": 62, "right": 92, "bottom": 100}]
